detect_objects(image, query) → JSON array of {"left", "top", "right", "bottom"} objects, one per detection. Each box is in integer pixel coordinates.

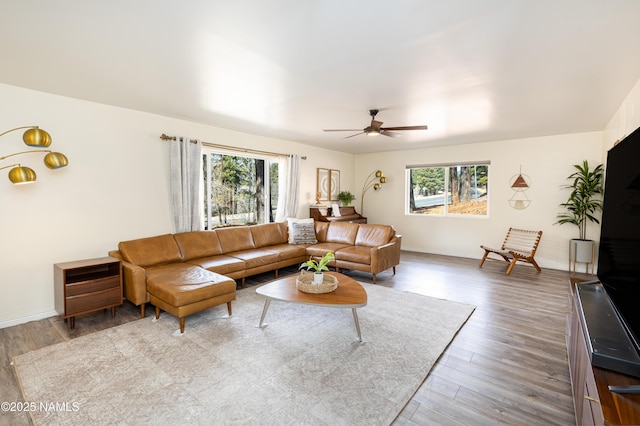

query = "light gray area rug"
[{"left": 13, "top": 283, "right": 474, "bottom": 426}]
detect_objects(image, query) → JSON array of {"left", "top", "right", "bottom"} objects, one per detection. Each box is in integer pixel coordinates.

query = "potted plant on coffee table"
[
  {"left": 300, "top": 252, "right": 335, "bottom": 284},
  {"left": 555, "top": 160, "right": 604, "bottom": 271}
]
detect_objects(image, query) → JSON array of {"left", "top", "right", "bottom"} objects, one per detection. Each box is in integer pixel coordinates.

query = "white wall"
[
  {"left": 604, "top": 76, "right": 640, "bottom": 152},
  {"left": 0, "top": 83, "right": 354, "bottom": 326},
  {"left": 355, "top": 132, "right": 603, "bottom": 271}
]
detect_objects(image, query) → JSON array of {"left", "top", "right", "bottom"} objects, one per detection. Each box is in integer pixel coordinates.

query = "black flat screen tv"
[{"left": 598, "top": 125, "right": 640, "bottom": 354}]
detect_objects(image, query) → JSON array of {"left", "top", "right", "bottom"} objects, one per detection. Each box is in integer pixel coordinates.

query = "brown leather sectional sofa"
[{"left": 109, "top": 221, "right": 401, "bottom": 332}]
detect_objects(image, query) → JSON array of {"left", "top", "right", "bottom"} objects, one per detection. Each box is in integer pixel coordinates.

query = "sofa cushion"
[
  {"left": 118, "top": 234, "right": 182, "bottom": 267},
  {"left": 267, "top": 243, "right": 308, "bottom": 261},
  {"left": 251, "top": 222, "right": 288, "bottom": 247},
  {"left": 173, "top": 231, "right": 223, "bottom": 261},
  {"left": 335, "top": 245, "right": 372, "bottom": 264},
  {"left": 325, "top": 222, "right": 358, "bottom": 245},
  {"left": 314, "top": 221, "right": 330, "bottom": 242},
  {"left": 186, "top": 255, "right": 245, "bottom": 275},
  {"left": 226, "top": 248, "right": 279, "bottom": 269},
  {"left": 216, "top": 226, "right": 256, "bottom": 253},
  {"left": 355, "top": 224, "right": 394, "bottom": 247},
  {"left": 305, "top": 243, "right": 350, "bottom": 258},
  {"left": 146, "top": 263, "right": 235, "bottom": 307}
]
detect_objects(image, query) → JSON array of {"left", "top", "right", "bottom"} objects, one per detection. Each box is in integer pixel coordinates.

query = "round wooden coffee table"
[{"left": 255, "top": 271, "right": 368, "bottom": 342}]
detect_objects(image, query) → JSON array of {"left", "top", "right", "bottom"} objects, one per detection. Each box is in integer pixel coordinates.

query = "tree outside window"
[
  {"left": 407, "top": 163, "right": 488, "bottom": 216},
  {"left": 202, "top": 152, "right": 279, "bottom": 229}
]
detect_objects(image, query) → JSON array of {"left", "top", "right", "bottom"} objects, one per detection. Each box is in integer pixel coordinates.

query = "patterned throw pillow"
[
  {"left": 287, "top": 217, "right": 313, "bottom": 243},
  {"left": 290, "top": 221, "right": 318, "bottom": 244}
]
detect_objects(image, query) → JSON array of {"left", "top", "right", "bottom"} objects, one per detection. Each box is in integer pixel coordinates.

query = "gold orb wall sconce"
[
  {"left": 360, "top": 169, "right": 388, "bottom": 215},
  {"left": 0, "top": 126, "right": 68, "bottom": 185}
]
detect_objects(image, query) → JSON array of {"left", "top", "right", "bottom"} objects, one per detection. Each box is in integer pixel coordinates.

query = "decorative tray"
[{"left": 296, "top": 271, "right": 338, "bottom": 294}]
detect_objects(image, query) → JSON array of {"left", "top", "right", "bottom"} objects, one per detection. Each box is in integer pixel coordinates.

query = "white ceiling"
[{"left": 2, "top": 1, "right": 640, "bottom": 154}]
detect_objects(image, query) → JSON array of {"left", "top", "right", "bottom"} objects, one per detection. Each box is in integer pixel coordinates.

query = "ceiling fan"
[{"left": 323, "top": 109, "right": 428, "bottom": 138}]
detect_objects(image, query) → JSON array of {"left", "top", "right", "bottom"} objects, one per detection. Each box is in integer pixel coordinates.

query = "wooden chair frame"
[{"left": 479, "top": 228, "right": 543, "bottom": 275}]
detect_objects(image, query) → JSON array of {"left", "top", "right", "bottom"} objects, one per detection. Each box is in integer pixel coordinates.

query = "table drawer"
[
  {"left": 65, "top": 287, "right": 122, "bottom": 316},
  {"left": 65, "top": 275, "right": 119, "bottom": 297}
]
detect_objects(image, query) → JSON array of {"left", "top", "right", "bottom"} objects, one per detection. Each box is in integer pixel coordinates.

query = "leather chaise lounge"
[{"left": 109, "top": 221, "right": 401, "bottom": 333}]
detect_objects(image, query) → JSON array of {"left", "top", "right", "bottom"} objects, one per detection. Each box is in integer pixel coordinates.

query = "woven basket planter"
[{"left": 296, "top": 271, "right": 338, "bottom": 294}]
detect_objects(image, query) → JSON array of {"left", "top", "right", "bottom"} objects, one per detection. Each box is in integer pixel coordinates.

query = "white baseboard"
[{"left": 0, "top": 310, "right": 58, "bottom": 329}]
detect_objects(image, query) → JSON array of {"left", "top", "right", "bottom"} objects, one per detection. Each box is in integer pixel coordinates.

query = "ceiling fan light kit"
[{"left": 324, "top": 109, "right": 428, "bottom": 139}]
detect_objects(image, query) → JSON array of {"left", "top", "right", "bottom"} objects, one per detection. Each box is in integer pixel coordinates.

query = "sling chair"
[{"left": 479, "top": 227, "right": 543, "bottom": 275}]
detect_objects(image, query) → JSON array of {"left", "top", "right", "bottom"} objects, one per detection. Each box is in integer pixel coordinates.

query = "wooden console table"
[
  {"left": 54, "top": 256, "right": 123, "bottom": 329},
  {"left": 309, "top": 206, "right": 367, "bottom": 223},
  {"left": 567, "top": 278, "right": 640, "bottom": 425}
]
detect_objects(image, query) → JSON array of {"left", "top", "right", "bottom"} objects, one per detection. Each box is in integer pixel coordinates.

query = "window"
[
  {"left": 406, "top": 162, "right": 489, "bottom": 216},
  {"left": 202, "top": 150, "right": 280, "bottom": 229}
]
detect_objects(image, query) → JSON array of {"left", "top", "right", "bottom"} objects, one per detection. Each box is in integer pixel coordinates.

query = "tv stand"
[
  {"left": 567, "top": 278, "right": 640, "bottom": 424},
  {"left": 609, "top": 385, "right": 640, "bottom": 394},
  {"left": 576, "top": 281, "right": 640, "bottom": 377}
]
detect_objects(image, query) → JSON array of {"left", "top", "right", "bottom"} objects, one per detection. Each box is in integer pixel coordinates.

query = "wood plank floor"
[{"left": 0, "top": 251, "right": 582, "bottom": 425}]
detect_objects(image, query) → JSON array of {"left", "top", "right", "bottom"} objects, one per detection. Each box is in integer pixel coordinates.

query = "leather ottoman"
[{"left": 146, "top": 263, "right": 236, "bottom": 333}]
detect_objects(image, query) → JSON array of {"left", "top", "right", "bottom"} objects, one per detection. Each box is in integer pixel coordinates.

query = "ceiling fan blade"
[
  {"left": 380, "top": 125, "right": 428, "bottom": 131},
  {"left": 344, "top": 132, "right": 365, "bottom": 139},
  {"left": 381, "top": 130, "right": 401, "bottom": 138},
  {"left": 324, "top": 110, "right": 428, "bottom": 138},
  {"left": 370, "top": 120, "right": 383, "bottom": 131}
]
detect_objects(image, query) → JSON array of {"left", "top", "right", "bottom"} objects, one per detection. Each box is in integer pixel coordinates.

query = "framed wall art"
[{"left": 317, "top": 168, "right": 340, "bottom": 201}]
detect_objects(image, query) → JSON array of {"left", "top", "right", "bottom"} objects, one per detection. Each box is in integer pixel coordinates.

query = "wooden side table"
[{"left": 54, "top": 256, "right": 123, "bottom": 329}]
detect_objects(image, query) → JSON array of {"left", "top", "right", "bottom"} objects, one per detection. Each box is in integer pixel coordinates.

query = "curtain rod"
[{"left": 160, "top": 133, "right": 306, "bottom": 160}]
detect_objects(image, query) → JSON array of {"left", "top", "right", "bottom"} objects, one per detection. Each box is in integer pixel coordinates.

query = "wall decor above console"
[{"left": 317, "top": 168, "right": 339, "bottom": 201}]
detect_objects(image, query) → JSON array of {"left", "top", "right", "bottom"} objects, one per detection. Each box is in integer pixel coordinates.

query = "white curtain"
[
  {"left": 170, "top": 137, "right": 202, "bottom": 232},
  {"left": 275, "top": 154, "right": 300, "bottom": 222}
]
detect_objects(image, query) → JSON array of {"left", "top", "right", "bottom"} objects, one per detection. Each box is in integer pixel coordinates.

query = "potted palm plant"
[
  {"left": 299, "top": 252, "right": 334, "bottom": 283},
  {"left": 555, "top": 160, "right": 604, "bottom": 268}
]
